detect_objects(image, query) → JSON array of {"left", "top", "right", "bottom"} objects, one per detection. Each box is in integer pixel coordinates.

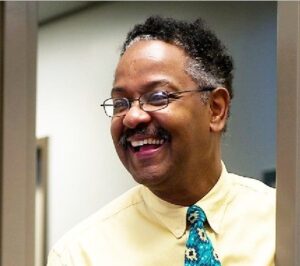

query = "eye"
[
  {"left": 144, "top": 91, "right": 168, "bottom": 106},
  {"left": 167, "top": 92, "right": 181, "bottom": 100},
  {"left": 112, "top": 98, "right": 128, "bottom": 114}
]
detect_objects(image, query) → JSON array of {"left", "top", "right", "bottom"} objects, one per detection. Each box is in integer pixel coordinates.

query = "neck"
[{"left": 149, "top": 160, "right": 223, "bottom": 206}]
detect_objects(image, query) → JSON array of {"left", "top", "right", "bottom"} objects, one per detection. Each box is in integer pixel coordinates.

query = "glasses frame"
[{"left": 101, "top": 87, "right": 215, "bottom": 118}]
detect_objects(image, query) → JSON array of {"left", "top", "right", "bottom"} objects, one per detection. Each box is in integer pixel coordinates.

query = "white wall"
[{"left": 37, "top": 1, "right": 277, "bottom": 250}]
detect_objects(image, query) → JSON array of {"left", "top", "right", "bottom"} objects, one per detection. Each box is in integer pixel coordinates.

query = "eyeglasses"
[{"left": 101, "top": 87, "right": 214, "bottom": 118}]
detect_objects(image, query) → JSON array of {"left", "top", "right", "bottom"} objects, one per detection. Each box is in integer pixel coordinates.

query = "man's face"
[{"left": 111, "top": 40, "right": 217, "bottom": 194}]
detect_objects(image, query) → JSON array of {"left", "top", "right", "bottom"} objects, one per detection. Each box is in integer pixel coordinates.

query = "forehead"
[
  {"left": 113, "top": 40, "right": 195, "bottom": 95},
  {"left": 118, "top": 40, "right": 187, "bottom": 68}
]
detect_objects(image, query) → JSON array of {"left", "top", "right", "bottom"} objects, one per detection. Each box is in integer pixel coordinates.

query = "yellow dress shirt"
[{"left": 47, "top": 165, "right": 275, "bottom": 266}]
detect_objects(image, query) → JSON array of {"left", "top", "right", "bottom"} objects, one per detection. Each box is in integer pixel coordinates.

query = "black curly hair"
[{"left": 121, "top": 16, "right": 234, "bottom": 99}]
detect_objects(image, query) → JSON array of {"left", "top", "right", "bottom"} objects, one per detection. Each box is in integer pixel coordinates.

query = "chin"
[{"left": 131, "top": 167, "right": 168, "bottom": 187}]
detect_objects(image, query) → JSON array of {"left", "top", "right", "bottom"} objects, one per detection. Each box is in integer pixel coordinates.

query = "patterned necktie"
[{"left": 184, "top": 205, "right": 221, "bottom": 266}]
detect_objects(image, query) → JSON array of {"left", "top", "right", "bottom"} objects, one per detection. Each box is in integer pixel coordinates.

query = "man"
[{"left": 48, "top": 16, "right": 275, "bottom": 266}]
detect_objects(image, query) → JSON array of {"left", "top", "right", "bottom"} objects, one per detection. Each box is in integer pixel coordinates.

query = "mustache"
[{"left": 119, "top": 125, "right": 171, "bottom": 149}]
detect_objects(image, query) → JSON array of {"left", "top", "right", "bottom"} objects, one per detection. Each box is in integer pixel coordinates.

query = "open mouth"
[
  {"left": 128, "top": 137, "right": 166, "bottom": 153},
  {"left": 119, "top": 127, "right": 171, "bottom": 152}
]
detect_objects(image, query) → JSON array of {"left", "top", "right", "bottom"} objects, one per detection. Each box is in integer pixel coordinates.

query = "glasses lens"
[
  {"left": 103, "top": 98, "right": 128, "bottom": 117},
  {"left": 142, "top": 91, "right": 168, "bottom": 111}
]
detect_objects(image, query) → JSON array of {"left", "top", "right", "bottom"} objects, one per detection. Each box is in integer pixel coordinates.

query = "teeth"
[
  {"left": 131, "top": 141, "right": 140, "bottom": 147},
  {"left": 129, "top": 138, "right": 165, "bottom": 147}
]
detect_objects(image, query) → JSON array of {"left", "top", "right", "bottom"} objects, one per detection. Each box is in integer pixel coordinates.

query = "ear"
[{"left": 209, "top": 87, "right": 230, "bottom": 133}]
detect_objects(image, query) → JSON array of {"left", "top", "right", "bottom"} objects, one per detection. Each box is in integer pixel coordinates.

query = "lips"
[{"left": 128, "top": 137, "right": 166, "bottom": 152}]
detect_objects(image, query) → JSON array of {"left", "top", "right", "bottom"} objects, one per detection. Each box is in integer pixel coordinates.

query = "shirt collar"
[
  {"left": 195, "top": 162, "right": 232, "bottom": 234},
  {"left": 141, "top": 162, "right": 232, "bottom": 238}
]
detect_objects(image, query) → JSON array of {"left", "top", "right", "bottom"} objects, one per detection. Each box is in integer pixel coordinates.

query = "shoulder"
[
  {"left": 228, "top": 172, "right": 276, "bottom": 212},
  {"left": 49, "top": 185, "right": 144, "bottom": 257},
  {"left": 230, "top": 172, "right": 275, "bottom": 195}
]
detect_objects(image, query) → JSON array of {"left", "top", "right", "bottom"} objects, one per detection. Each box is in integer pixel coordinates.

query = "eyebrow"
[
  {"left": 111, "top": 87, "right": 125, "bottom": 96},
  {"left": 111, "top": 79, "right": 176, "bottom": 97}
]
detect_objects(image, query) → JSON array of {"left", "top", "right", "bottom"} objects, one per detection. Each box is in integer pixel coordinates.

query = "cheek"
[
  {"left": 110, "top": 118, "right": 123, "bottom": 145},
  {"left": 157, "top": 102, "right": 211, "bottom": 141},
  {"left": 156, "top": 105, "right": 196, "bottom": 131}
]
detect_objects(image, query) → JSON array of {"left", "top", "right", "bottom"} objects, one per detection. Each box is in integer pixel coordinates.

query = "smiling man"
[{"left": 48, "top": 16, "right": 275, "bottom": 266}]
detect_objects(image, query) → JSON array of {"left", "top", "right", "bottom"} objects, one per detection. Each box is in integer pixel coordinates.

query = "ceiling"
[{"left": 38, "top": 1, "right": 98, "bottom": 25}]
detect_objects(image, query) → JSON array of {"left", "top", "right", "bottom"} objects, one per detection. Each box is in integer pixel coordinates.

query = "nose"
[{"left": 122, "top": 102, "right": 151, "bottom": 129}]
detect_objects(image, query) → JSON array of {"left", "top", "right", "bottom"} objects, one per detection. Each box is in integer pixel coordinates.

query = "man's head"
[
  {"left": 121, "top": 16, "right": 234, "bottom": 99},
  {"left": 107, "top": 16, "right": 234, "bottom": 205}
]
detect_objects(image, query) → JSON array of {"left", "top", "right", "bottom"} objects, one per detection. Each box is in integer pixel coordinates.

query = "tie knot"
[{"left": 187, "top": 205, "right": 206, "bottom": 228}]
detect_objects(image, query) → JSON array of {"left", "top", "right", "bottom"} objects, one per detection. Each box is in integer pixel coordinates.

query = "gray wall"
[{"left": 37, "top": 1, "right": 276, "bottom": 250}]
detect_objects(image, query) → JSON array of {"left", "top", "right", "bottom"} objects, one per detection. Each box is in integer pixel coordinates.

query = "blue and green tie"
[{"left": 184, "top": 205, "right": 221, "bottom": 266}]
